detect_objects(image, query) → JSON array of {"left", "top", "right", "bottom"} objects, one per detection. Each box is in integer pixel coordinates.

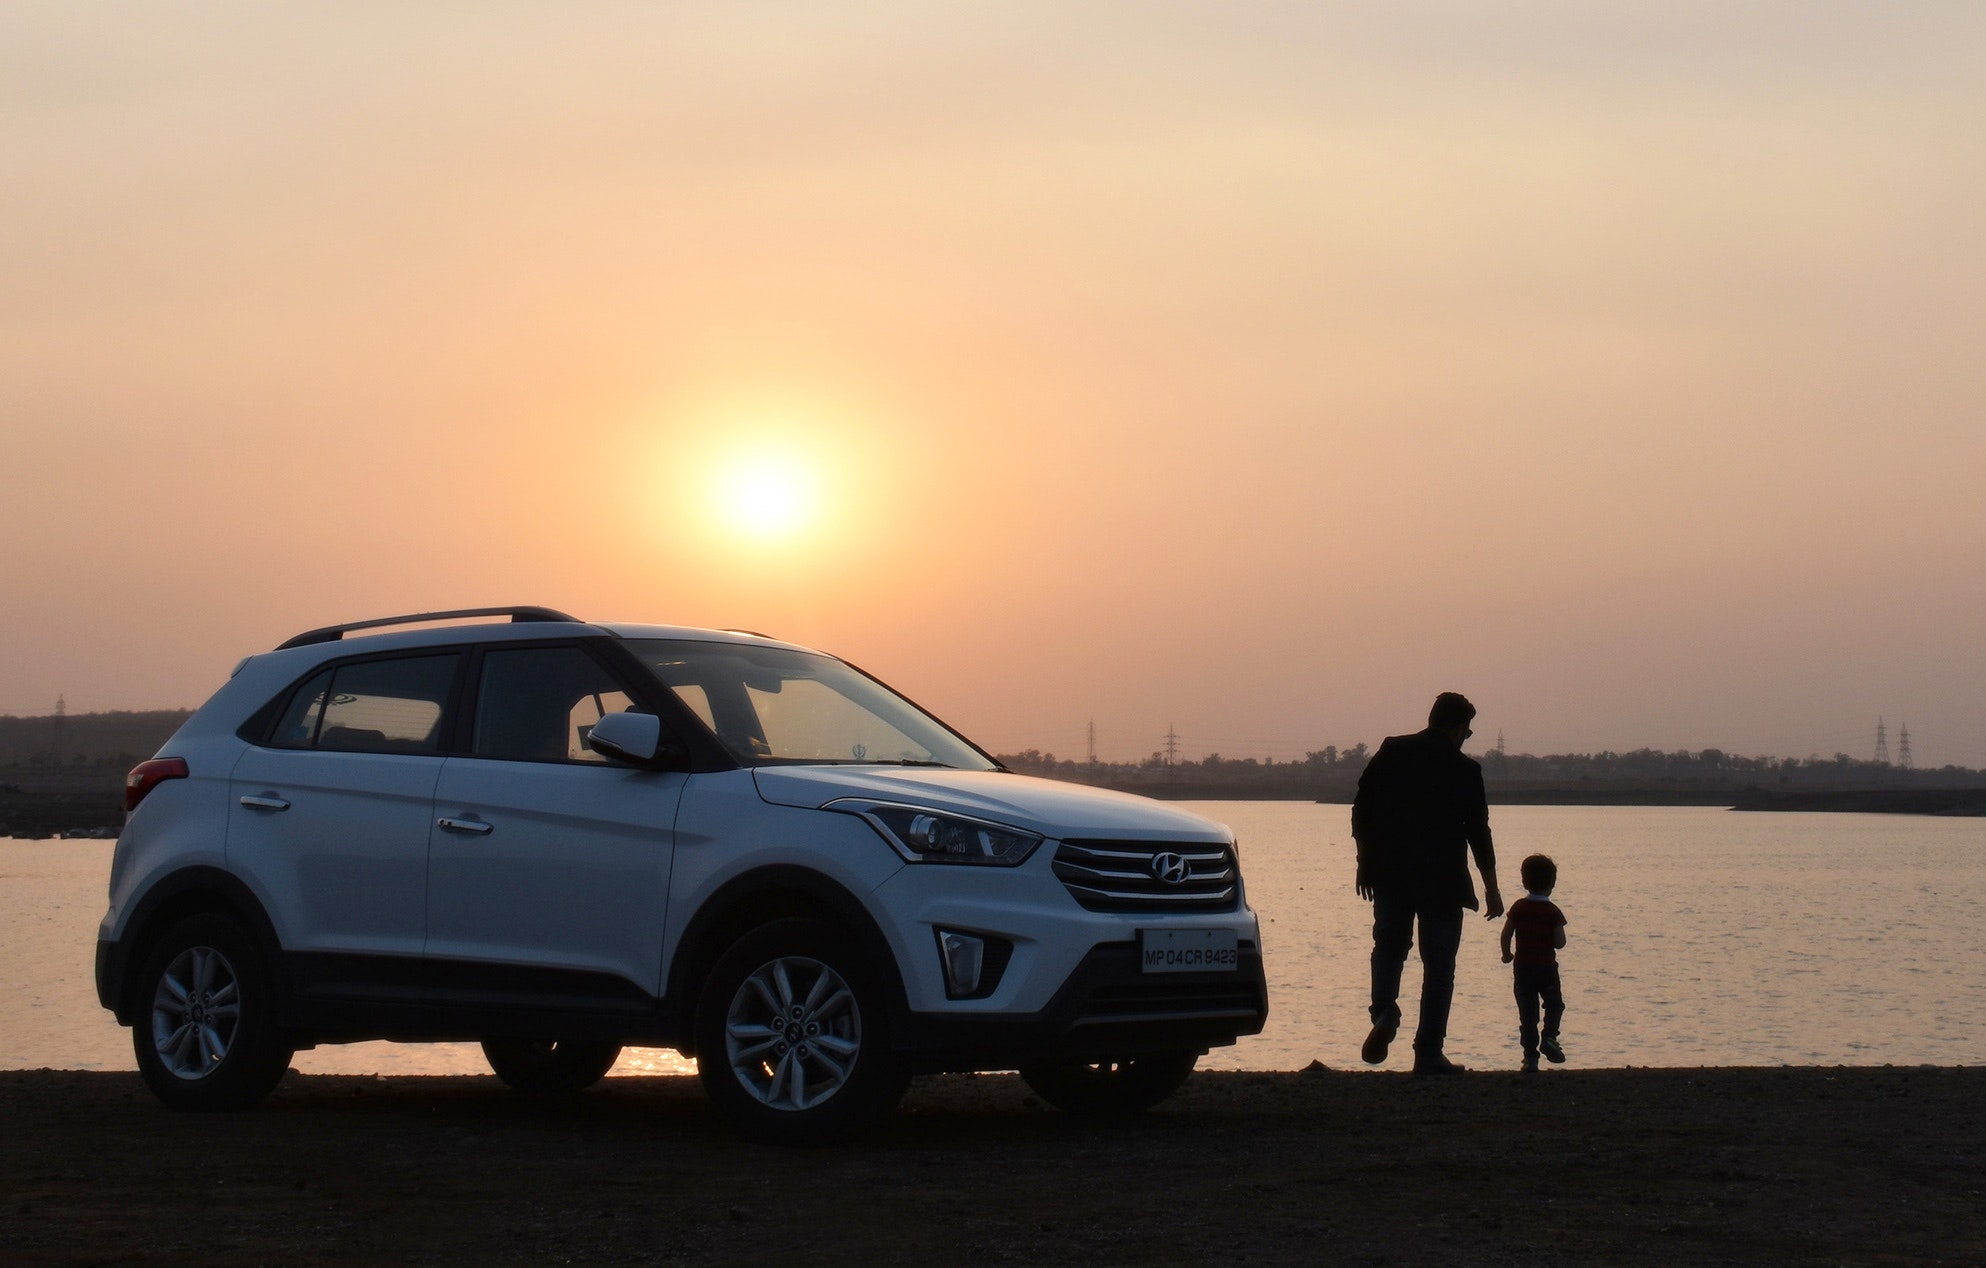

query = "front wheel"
[
  {"left": 481, "top": 1040, "right": 622, "bottom": 1097},
  {"left": 1019, "top": 1051, "right": 1200, "bottom": 1116},
  {"left": 694, "top": 918, "right": 908, "bottom": 1144},
  {"left": 131, "top": 913, "right": 293, "bottom": 1111}
]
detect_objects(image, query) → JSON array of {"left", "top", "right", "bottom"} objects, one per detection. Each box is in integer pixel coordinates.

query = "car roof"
[
  {"left": 263, "top": 615, "right": 820, "bottom": 662},
  {"left": 594, "top": 623, "right": 818, "bottom": 654}
]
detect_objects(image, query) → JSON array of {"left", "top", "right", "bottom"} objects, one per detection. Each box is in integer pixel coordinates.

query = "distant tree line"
[
  {"left": 996, "top": 744, "right": 1986, "bottom": 802},
  {"left": 0, "top": 710, "right": 193, "bottom": 769},
  {"left": 5, "top": 706, "right": 1984, "bottom": 807}
]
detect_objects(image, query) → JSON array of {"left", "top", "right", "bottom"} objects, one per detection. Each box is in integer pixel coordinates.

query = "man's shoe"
[
  {"left": 1540, "top": 1036, "right": 1566, "bottom": 1064},
  {"left": 1361, "top": 1015, "right": 1399, "bottom": 1065},
  {"left": 1411, "top": 1054, "right": 1466, "bottom": 1076},
  {"left": 1521, "top": 1054, "right": 1540, "bottom": 1073}
]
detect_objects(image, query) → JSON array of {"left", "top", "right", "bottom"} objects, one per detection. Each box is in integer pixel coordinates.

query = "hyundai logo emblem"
[{"left": 1151, "top": 852, "right": 1190, "bottom": 885}]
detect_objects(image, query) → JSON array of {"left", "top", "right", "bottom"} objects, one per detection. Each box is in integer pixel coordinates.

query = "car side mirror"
[{"left": 587, "top": 712, "right": 688, "bottom": 770}]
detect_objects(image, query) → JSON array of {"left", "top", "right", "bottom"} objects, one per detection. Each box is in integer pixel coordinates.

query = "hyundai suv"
[{"left": 97, "top": 607, "right": 1267, "bottom": 1141}]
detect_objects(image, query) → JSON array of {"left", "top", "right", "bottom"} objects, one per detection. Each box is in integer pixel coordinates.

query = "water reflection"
[
  {"left": 7, "top": 804, "right": 1983, "bottom": 1075},
  {"left": 1202, "top": 803, "right": 1986, "bottom": 1071}
]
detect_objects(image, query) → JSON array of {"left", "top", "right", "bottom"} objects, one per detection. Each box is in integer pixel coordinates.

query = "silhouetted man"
[{"left": 1351, "top": 692, "right": 1503, "bottom": 1075}]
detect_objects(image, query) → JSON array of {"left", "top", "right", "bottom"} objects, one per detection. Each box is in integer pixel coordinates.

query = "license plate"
[{"left": 1140, "top": 928, "right": 1239, "bottom": 973}]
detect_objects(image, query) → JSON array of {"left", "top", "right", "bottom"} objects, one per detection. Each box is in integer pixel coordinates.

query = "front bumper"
[{"left": 898, "top": 941, "right": 1267, "bottom": 1073}]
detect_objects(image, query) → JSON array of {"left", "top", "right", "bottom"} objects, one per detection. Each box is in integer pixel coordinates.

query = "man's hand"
[
  {"left": 1483, "top": 886, "right": 1505, "bottom": 920},
  {"left": 1501, "top": 949, "right": 1514, "bottom": 964},
  {"left": 1355, "top": 862, "right": 1374, "bottom": 902}
]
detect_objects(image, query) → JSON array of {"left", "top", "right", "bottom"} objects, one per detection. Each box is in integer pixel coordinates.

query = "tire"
[
  {"left": 694, "top": 918, "right": 909, "bottom": 1144},
  {"left": 1019, "top": 1051, "right": 1200, "bottom": 1116},
  {"left": 481, "top": 1039, "right": 622, "bottom": 1097},
  {"left": 131, "top": 913, "right": 293, "bottom": 1112}
]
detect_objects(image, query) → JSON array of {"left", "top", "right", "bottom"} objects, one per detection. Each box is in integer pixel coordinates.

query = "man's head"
[
  {"left": 1520, "top": 853, "right": 1557, "bottom": 895},
  {"left": 1428, "top": 692, "right": 1476, "bottom": 746}
]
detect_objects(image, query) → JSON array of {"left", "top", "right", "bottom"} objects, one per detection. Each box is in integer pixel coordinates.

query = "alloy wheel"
[
  {"left": 150, "top": 945, "right": 242, "bottom": 1080},
  {"left": 723, "top": 955, "right": 862, "bottom": 1111}
]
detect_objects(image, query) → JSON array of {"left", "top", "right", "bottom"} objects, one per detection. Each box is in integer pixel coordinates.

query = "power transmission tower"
[
  {"left": 1086, "top": 719, "right": 1097, "bottom": 773},
  {"left": 53, "top": 694, "right": 66, "bottom": 763},
  {"left": 1496, "top": 729, "right": 1506, "bottom": 758},
  {"left": 1874, "top": 717, "right": 1889, "bottom": 765},
  {"left": 1898, "top": 723, "right": 1913, "bottom": 770},
  {"left": 1163, "top": 725, "right": 1180, "bottom": 768}
]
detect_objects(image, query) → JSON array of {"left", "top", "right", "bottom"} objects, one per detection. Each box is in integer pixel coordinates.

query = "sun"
[{"left": 712, "top": 448, "right": 820, "bottom": 540}]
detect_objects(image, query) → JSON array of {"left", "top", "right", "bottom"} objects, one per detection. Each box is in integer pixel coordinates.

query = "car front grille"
[{"left": 1051, "top": 839, "right": 1239, "bottom": 913}]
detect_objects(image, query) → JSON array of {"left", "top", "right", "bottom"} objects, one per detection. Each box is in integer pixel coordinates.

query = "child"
[{"left": 1500, "top": 853, "right": 1568, "bottom": 1072}]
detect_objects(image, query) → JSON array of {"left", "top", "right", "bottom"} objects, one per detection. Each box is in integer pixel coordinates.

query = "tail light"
[{"left": 125, "top": 758, "right": 189, "bottom": 812}]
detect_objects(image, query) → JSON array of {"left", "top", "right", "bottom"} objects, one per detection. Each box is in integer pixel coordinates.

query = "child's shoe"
[
  {"left": 1540, "top": 1035, "right": 1565, "bottom": 1064},
  {"left": 1521, "top": 1054, "right": 1539, "bottom": 1073}
]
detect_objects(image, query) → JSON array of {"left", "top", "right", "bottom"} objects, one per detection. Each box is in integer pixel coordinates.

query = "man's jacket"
[{"left": 1351, "top": 728, "right": 1496, "bottom": 910}]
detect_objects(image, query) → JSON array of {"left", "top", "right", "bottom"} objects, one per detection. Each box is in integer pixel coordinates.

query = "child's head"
[{"left": 1519, "top": 853, "right": 1557, "bottom": 895}]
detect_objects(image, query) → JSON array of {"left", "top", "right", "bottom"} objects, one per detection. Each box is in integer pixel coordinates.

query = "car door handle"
[
  {"left": 239, "top": 795, "right": 291, "bottom": 811},
  {"left": 437, "top": 817, "right": 493, "bottom": 835}
]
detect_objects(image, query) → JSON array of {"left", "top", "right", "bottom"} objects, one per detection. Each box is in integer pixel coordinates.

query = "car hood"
[{"left": 750, "top": 766, "right": 1232, "bottom": 842}]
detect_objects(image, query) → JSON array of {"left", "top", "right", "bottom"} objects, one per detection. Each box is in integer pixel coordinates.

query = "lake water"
[{"left": 6, "top": 804, "right": 1983, "bottom": 1075}]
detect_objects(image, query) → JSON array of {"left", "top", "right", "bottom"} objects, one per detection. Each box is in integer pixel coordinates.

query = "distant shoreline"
[
  {"left": 1168, "top": 787, "right": 1986, "bottom": 815},
  {"left": 9, "top": 777, "right": 1986, "bottom": 838},
  {"left": 1726, "top": 787, "right": 1986, "bottom": 816}
]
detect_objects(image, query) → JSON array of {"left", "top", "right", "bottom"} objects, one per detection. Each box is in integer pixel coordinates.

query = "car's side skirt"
[{"left": 277, "top": 951, "right": 680, "bottom": 1047}]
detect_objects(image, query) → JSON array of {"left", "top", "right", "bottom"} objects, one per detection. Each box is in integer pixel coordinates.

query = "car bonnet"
[{"left": 750, "top": 766, "right": 1233, "bottom": 842}]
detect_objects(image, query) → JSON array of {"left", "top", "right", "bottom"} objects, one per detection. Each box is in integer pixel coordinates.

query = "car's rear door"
[{"left": 227, "top": 652, "right": 462, "bottom": 965}]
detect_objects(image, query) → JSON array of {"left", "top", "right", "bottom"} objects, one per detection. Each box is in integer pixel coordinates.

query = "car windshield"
[{"left": 625, "top": 639, "right": 998, "bottom": 771}]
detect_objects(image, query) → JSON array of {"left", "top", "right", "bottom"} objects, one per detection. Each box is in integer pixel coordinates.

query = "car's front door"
[{"left": 425, "top": 643, "right": 687, "bottom": 1008}]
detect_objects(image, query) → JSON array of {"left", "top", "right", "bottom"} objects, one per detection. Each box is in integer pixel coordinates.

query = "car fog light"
[{"left": 938, "top": 930, "right": 985, "bottom": 997}]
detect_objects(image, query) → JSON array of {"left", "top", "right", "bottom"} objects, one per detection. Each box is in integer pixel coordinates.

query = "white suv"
[{"left": 97, "top": 608, "right": 1267, "bottom": 1141}]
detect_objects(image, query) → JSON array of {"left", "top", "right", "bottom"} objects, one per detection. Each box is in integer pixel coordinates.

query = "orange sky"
[{"left": 4, "top": 4, "right": 1984, "bottom": 764}]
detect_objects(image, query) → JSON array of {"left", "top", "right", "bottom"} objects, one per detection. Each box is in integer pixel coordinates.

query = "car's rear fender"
[{"left": 97, "top": 864, "right": 284, "bottom": 1025}]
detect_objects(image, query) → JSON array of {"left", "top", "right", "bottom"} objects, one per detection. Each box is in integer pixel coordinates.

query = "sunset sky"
[{"left": 4, "top": 3, "right": 1983, "bottom": 765}]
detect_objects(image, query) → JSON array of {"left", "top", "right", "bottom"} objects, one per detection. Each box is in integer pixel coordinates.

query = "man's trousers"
[{"left": 1369, "top": 891, "right": 1465, "bottom": 1058}]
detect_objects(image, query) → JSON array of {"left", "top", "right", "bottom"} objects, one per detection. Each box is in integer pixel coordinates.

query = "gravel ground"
[{"left": 3, "top": 1065, "right": 1982, "bottom": 1266}]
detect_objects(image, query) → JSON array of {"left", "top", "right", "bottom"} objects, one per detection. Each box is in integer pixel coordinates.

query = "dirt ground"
[{"left": 2, "top": 1065, "right": 1981, "bottom": 1266}]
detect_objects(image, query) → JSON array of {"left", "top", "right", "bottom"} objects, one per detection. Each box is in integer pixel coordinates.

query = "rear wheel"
[
  {"left": 132, "top": 913, "right": 293, "bottom": 1111},
  {"left": 694, "top": 918, "right": 908, "bottom": 1144},
  {"left": 1019, "top": 1051, "right": 1199, "bottom": 1116},
  {"left": 481, "top": 1039, "right": 622, "bottom": 1097}
]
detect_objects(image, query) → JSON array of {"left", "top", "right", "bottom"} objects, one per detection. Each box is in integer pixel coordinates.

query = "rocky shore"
[{"left": 3, "top": 1065, "right": 1980, "bottom": 1265}]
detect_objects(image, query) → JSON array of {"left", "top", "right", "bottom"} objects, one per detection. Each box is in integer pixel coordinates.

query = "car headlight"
[{"left": 831, "top": 801, "right": 1044, "bottom": 867}]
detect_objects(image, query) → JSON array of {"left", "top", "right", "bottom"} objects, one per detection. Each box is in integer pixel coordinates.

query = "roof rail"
[
  {"left": 276, "top": 606, "right": 583, "bottom": 651},
  {"left": 721, "top": 628, "right": 778, "bottom": 640}
]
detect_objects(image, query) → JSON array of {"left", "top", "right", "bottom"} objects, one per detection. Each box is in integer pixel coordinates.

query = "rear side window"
[
  {"left": 271, "top": 655, "right": 460, "bottom": 754},
  {"left": 272, "top": 670, "right": 333, "bottom": 746},
  {"left": 473, "top": 645, "right": 638, "bottom": 763}
]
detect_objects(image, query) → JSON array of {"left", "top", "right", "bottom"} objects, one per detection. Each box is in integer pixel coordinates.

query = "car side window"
[
  {"left": 267, "top": 656, "right": 459, "bottom": 753},
  {"left": 271, "top": 669, "right": 333, "bottom": 746},
  {"left": 315, "top": 656, "right": 459, "bottom": 753},
  {"left": 473, "top": 646, "right": 640, "bottom": 764},
  {"left": 671, "top": 682, "right": 718, "bottom": 732}
]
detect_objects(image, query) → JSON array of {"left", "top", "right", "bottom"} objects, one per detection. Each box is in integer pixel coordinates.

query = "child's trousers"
[{"left": 1513, "top": 962, "right": 1564, "bottom": 1057}]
